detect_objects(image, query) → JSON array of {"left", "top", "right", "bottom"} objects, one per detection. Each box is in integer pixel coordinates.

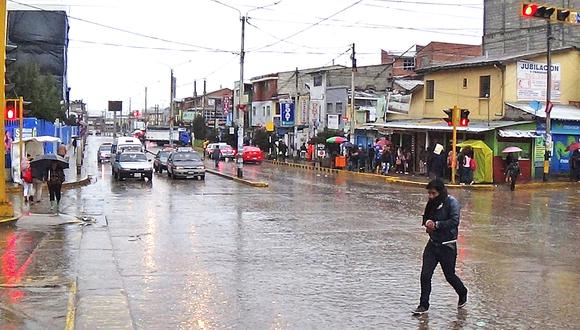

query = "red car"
[{"left": 242, "top": 146, "right": 264, "bottom": 164}]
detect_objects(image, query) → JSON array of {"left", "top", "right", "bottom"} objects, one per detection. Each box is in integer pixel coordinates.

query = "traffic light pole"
[
  {"left": 451, "top": 105, "right": 459, "bottom": 185},
  {"left": 543, "top": 21, "right": 552, "bottom": 182},
  {"left": 0, "top": 0, "right": 14, "bottom": 220},
  {"left": 19, "top": 97, "right": 23, "bottom": 173}
]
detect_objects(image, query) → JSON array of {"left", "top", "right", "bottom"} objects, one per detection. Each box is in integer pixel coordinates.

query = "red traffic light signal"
[
  {"left": 5, "top": 101, "right": 19, "bottom": 120},
  {"left": 522, "top": 3, "right": 537, "bottom": 17},
  {"left": 459, "top": 109, "right": 470, "bottom": 127}
]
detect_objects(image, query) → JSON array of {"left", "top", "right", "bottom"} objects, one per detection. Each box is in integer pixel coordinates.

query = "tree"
[
  {"left": 191, "top": 114, "right": 207, "bottom": 141},
  {"left": 12, "top": 63, "right": 64, "bottom": 122},
  {"left": 253, "top": 128, "right": 271, "bottom": 151}
]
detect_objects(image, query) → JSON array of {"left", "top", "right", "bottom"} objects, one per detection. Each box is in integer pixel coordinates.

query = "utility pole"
[
  {"left": 294, "top": 67, "right": 299, "bottom": 155},
  {"left": 543, "top": 21, "right": 553, "bottom": 182},
  {"left": 113, "top": 108, "right": 117, "bottom": 138},
  {"left": 144, "top": 86, "right": 148, "bottom": 124},
  {"left": 236, "top": 15, "right": 246, "bottom": 178},
  {"left": 155, "top": 104, "right": 159, "bottom": 125},
  {"left": 349, "top": 43, "right": 356, "bottom": 144},
  {"left": 170, "top": 69, "right": 175, "bottom": 147}
]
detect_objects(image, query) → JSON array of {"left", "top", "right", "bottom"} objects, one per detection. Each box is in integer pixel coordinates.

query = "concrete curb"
[
  {"left": 268, "top": 160, "right": 575, "bottom": 190},
  {"left": 0, "top": 212, "right": 21, "bottom": 225},
  {"left": 6, "top": 176, "right": 92, "bottom": 194},
  {"left": 206, "top": 169, "right": 269, "bottom": 188}
]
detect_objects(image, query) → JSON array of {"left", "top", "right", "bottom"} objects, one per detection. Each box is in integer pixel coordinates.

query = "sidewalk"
[
  {"left": 6, "top": 142, "right": 91, "bottom": 194},
  {"left": 268, "top": 159, "right": 578, "bottom": 190}
]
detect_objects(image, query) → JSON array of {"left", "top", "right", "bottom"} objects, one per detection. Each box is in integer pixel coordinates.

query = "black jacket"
[{"left": 422, "top": 196, "right": 461, "bottom": 243}]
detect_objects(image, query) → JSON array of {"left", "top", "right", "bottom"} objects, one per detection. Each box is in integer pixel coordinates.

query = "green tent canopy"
[{"left": 457, "top": 140, "right": 493, "bottom": 183}]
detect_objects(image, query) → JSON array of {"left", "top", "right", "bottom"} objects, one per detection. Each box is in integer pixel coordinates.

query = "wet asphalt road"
[{"left": 1, "top": 136, "right": 580, "bottom": 329}]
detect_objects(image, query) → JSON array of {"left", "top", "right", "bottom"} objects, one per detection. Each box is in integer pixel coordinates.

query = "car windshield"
[
  {"left": 158, "top": 151, "right": 170, "bottom": 160},
  {"left": 99, "top": 145, "right": 111, "bottom": 152},
  {"left": 173, "top": 152, "right": 201, "bottom": 162},
  {"left": 119, "top": 145, "right": 141, "bottom": 152},
  {"left": 219, "top": 145, "right": 230, "bottom": 150},
  {"left": 119, "top": 154, "right": 147, "bottom": 162}
]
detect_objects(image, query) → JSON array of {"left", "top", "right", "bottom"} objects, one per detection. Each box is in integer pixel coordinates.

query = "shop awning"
[
  {"left": 506, "top": 102, "right": 580, "bottom": 121},
  {"left": 370, "top": 120, "right": 532, "bottom": 133},
  {"left": 498, "top": 130, "right": 541, "bottom": 138}
]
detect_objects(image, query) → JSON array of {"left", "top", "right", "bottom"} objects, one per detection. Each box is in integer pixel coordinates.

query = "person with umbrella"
[
  {"left": 47, "top": 161, "right": 66, "bottom": 214},
  {"left": 30, "top": 154, "right": 69, "bottom": 208}
]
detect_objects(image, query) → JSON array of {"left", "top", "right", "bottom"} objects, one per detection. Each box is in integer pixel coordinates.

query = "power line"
[
  {"left": 249, "top": 0, "right": 364, "bottom": 52},
  {"left": 369, "top": 0, "right": 482, "bottom": 9},
  {"left": 8, "top": 0, "right": 237, "bottom": 54}
]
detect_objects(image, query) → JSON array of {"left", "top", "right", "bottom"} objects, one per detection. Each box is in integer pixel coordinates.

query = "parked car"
[
  {"left": 243, "top": 146, "right": 265, "bottom": 164},
  {"left": 206, "top": 143, "right": 236, "bottom": 160},
  {"left": 153, "top": 149, "right": 172, "bottom": 173},
  {"left": 167, "top": 151, "right": 205, "bottom": 180},
  {"left": 112, "top": 151, "right": 153, "bottom": 181},
  {"left": 97, "top": 143, "right": 112, "bottom": 163}
]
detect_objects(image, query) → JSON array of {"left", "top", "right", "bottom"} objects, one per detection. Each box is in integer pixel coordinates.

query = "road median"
[{"left": 206, "top": 169, "right": 269, "bottom": 188}]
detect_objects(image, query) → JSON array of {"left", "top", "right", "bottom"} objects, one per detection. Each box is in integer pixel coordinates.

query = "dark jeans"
[
  {"left": 48, "top": 182, "right": 62, "bottom": 203},
  {"left": 420, "top": 240, "right": 467, "bottom": 309}
]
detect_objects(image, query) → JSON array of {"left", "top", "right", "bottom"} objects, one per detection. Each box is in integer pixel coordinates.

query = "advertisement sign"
[
  {"left": 108, "top": 101, "right": 122, "bottom": 112},
  {"left": 182, "top": 111, "right": 196, "bottom": 122},
  {"left": 328, "top": 114, "right": 339, "bottom": 130},
  {"left": 517, "top": 61, "right": 561, "bottom": 101},
  {"left": 280, "top": 102, "right": 295, "bottom": 126},
  {"left": 387, "top": 93, "right": 412, "bottom": 114}
]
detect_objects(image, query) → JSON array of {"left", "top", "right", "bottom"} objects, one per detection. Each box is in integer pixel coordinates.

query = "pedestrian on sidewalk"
[
  {"left": 21, "top": 154, "right": 33, "bottom": 203},
  {"left": 367, "top": 144, "right": 375, "bottom": 172},
  {"left": 395, "top": 148, "right": 405, "bottom": 174},
  {"left": 31, "top": 157, "right": 47, "bottom": 204},
  {"left": 429, "top": 144, "right": 446, "bottom": 181},
  {"left": 381, "top": 148, "right": 392, "bottom": 175},
  {"left": 47, "top": 162, "right": 65, "bottom": 214},
  {"left": 460, "top": 150, "right": 474, "bottom": 185},
  {"left": 570, "top": 149, "right": 580, "bottom": 182},
  {"left": 413, "top": 179, "right": 468, "bottom": 315},
  {"left": 212, "top": 145, "right": 221, "bottom": 168}
]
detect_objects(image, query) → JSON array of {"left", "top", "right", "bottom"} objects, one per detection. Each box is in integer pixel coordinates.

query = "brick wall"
[
  {"left": 415, "top": 42, "right": 482, "bottom": 69},
  {"left": 483, "top": 0, "right": 580, "bottom": 56}
]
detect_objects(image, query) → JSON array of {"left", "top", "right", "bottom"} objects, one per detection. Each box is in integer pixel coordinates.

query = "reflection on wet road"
[{"left": 1, "top": 136, "right": 579, "bottom": 329}]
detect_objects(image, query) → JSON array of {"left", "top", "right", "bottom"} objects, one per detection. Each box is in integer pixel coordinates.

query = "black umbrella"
[{"left": 30, "top": 154, "right": 69, "bottom": 173}]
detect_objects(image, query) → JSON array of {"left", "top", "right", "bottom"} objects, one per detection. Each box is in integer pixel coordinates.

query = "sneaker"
[
  {"left": 458, "top": 293, "right": 467, "bottom": 308},
  {"left": 412, "top": 306, "right": 429, "bottom": 315}
]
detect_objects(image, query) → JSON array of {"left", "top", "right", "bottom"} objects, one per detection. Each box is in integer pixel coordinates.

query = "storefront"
[{"left": 538, "top": 121, "right": 580, "bottom": 175}]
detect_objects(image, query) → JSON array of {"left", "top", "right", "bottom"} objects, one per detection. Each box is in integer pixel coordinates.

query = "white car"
[{"left": 112, "top": 152, "right": 153, "bottom": 181}]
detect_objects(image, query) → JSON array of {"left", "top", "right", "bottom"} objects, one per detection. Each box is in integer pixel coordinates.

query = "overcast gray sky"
[{"left": 9, "top": 0, "right": 484, "bottom": 115}]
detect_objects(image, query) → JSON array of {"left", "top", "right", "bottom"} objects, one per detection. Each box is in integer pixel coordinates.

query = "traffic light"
[
  {"left": 5, "top": 100, "right": 19, "bottom": 121},
  {"left": 459, "top": 109, "right": 470, "bottom": 127},
  {"left": 443, "top": 109, "right": 453, "bottom": 126},
  {"left": 522, "top": 3, "right": 537, "bottom": 17},
  {"left": 521, "top": 3, "right": 580, "bottom": 25}
]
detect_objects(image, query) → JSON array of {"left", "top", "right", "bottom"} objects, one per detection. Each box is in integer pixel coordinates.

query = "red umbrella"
[
  {"left": 566, "top": 142, "right": 580, "bottom": 152},
  {"left": 376, "top": 138, "right": 391, "bottom": 147}
]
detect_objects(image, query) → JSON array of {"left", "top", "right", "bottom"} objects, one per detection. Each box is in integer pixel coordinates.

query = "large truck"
[{"left": 145, "top": 125, "right": 185, "bottom": 146}]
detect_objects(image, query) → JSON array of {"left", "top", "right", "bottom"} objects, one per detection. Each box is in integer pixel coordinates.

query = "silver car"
[
  {"left": 97, "top": 143, "right": 112, "bottom": 163},
  {"left": 167, "top": 151, "right": 205, "bottom": 180},
  {"left": 112, "top": 152, "right": 153, "bottom": 181}
]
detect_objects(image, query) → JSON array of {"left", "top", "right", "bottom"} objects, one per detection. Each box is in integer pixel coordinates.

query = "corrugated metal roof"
[
  {"left": 394, "top": 80, "right": 424, "bottom": 91},
  {"left": 498, "top": 130, "right": 541, "bottom": 138},
  {"left": 370, "top": 119, "right": 532, "bottom": 133},
  {"left": 506, "top": 102, "right": 580, "bottom": 121}
]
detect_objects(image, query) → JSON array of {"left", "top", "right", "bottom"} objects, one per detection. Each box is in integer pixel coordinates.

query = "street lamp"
[{"left": 209, "top": 0, "right": 282, "bottom": 178}]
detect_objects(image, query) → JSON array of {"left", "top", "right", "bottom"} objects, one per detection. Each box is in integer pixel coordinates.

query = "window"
[
  {"left": 425, "top": 80, "right": 435, "bottom": 100},
  {"left": 314, "top": 75, "right": 322, "bottom": 87},
  {"left": 327, "top": 103, "right": 334, "bottom": 113},
  {"left": 264, "top": 81, "right": 269, "bottom": 90},
  {"left": 252, "top": 106, "right": 257, "bottom": 117},
  {"left": 262, "top": 106, "right": 266, "bottom": 117},
  {"left": 266, "top": 106, "right": 271, "bottom": 117},
  {"left": 479, "top": 75, "right": 491, "bottom": 98},
  {"left": 336, "top": 103, "right": 343, "bottom": 114},
  {"left": 275, "top": 104, "right": 280, "bottom": 116},
  {"left": 403, "top": 57, "right": 415, "bottom": 71},
  {"left": 462, "top": 78, "right": 468, "bottom": 89}
]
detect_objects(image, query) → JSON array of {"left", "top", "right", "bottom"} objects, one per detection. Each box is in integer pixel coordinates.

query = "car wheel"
[
  {"left": 159, "top": 168, "right": 163, "bottom": 174},
  {"left": 200, "top": 175, "right": 205, "bottom": 181},
  {"left": 147, "top": 174, "right": 153, "bottom": 181}
]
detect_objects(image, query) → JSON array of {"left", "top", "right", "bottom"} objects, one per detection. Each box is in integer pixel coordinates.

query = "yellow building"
[{"left": 375, "top": 46, "right": 580, "bottom": 181}]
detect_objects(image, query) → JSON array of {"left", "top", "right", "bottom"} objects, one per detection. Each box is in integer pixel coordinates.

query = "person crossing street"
[{"left": 413, "top": 179, "right": 468, "bottom": 315}]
